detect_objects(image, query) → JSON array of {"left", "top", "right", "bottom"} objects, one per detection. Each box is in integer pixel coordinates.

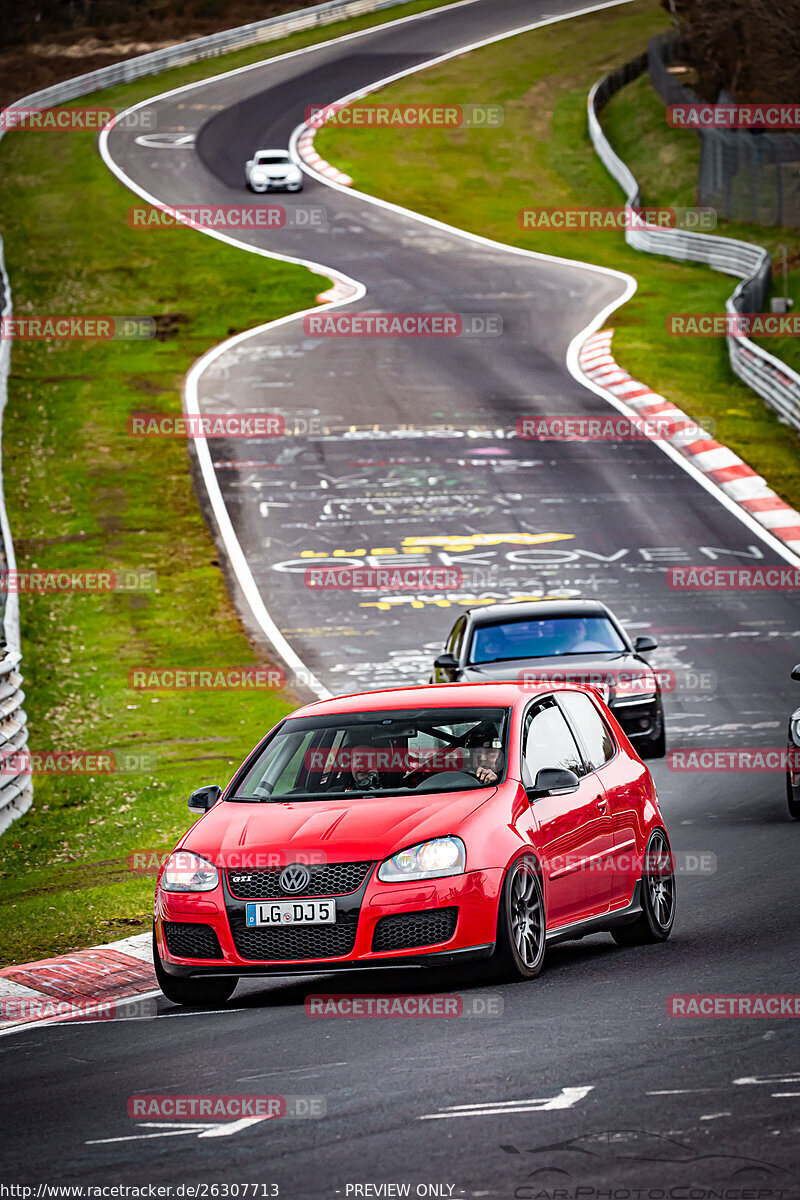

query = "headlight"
[
  {"left": 790, "top": 717, "right": 800, "bottom": 745},
  {"left": 160, "top": 851, "right": 218, "bottom": 892},
  {"left": 252, "top": 171, "right": 267, "bottom": 182},
  {"left": 377, "top": 836, "right": 466, "bottom": 883},
  {"left": 615, "top": 671, "right": 658, "bottom": 700}
]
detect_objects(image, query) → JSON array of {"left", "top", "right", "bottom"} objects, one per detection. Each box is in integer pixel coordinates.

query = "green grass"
[
  {"left": 317, "top": 0, "right": 800, "bottom": 512},
  {"left": 0, "top": 0, "right": 466, "bottom": 966}
]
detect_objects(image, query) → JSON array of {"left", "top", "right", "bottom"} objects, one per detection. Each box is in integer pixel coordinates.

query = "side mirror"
[
  {"left": 434, "top": 652, "right": 459, "bottom": 671},
  {"left": 634, "top": 635, "right": 658, "bottom": 653},
  {"left": 526, "top": 767, "right": 580, "bottom": 801},
  {"left": 792, "top": 665, "right": 800, "bottom": 682},
  {"left": 188, "top": 784, "right": 222, "bottom": 813}
]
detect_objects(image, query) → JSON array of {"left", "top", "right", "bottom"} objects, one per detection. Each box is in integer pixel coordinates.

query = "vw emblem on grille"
[{"left": 279, "top": 864, "right": 311, "bottom": 894}]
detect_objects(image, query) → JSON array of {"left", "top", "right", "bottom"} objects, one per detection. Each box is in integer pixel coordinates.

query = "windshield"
[
  {"left": 469, "top": 616, "right": 627, "bottom": 664},
  {"left": 231, "top": 706, "right": 510, "bottom": 801},
  {"left": 255, "top": 153, "right": 290, "bottom": 164}
]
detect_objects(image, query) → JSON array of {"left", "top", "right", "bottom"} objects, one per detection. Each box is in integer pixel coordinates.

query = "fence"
[
  {"left": 648, "top": 33, "right": 800, "bottom": 230},
  {"left": 0, "top": 236, "right": 32, "bottom": 834},
  {"left": 0, "top": 0, "right": 423, "bottom": 833},
  {"left": 588, "top": 57, "right": 800, "bottom": 434}
]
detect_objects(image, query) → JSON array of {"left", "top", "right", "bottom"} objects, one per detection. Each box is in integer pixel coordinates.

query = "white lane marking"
[
  {"left": 699, "top": 1112, "right": 731, "bottom": 1121},
  {"left": 134, "top": 133, "right": 195, "bottom": 148},
  {"left": 771, "top": 1093, "right": 800, "bottom": 1098},
  {"left": 87, "top": 1117, "right": 275, "bottom": 1145},
  {"left": 734, "top": 1075, "right": 800, "bottom": 1086},
  {"left": 647, "top": 1089, "right": 717, "bottom": 1095},
  {"left": 419, "top": 1085, "right": 593, "bottom": 1119}
]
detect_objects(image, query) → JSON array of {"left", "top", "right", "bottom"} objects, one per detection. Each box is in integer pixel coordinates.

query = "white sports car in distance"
[{"left": 245, "top": 149, "right": 303, "bottom": 193}]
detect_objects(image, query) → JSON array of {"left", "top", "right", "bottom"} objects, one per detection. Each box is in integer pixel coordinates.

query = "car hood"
[
  {"left": 460, "top": 652, "right": 653, "bottom": 702},
  {"left": 251, "top": 163, "right": 294, "bottom": 176},
  {"left": 181, "top": 787, "right": 496, "bottom": 864}
]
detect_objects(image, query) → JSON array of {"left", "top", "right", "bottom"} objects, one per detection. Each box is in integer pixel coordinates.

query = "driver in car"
[
  {"left": 347, "top": 746, "right": 382, "bottom": 791},
  {"left": 465, "top": 724, "right": 504, "bottom": 785}
]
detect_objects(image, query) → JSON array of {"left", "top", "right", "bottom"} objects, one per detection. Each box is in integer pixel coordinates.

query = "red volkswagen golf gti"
[{"left": 153, "top": 683, "right": 675, "bottom": 1005}]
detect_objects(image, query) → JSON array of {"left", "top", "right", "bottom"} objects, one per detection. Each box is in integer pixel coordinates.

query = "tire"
[
  {"left": 487, "top": 855, "right": 546, "bottom": 981},
  {"left": 153, "top": 930, "right": 237, "bottom": 1007},
  {"left": 611, "top": 828, "right": 676, "bottom": 946},
  {"left": 786, "top": 771, "right": 800, "bottom": 820},
  {"left": 639, "top": 712, "right": 666, "bottom": 760}
]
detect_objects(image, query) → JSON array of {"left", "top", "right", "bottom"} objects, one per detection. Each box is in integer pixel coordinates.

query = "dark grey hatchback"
[{"left": 430, "top": 599, "right": 666, "bottom": 758}]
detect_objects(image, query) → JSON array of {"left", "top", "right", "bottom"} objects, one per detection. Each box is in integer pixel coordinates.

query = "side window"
[
  {"left": 522, "top": 698, "right": 585, "bottom": 783},
  {"left": 558, "top": 692, "right": 616, "bottom": 770},
  {"left": 447, "top": 616, "right": 467, "bottom": 659}
]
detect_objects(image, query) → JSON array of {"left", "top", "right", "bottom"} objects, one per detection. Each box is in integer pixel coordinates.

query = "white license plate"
[{"left": 245, "top": 899, "right": 336, "bottom": 927}]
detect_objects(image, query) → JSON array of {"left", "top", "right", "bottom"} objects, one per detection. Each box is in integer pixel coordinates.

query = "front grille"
[
  {"left": 230, "top": 911, "right": 358, "bottom": 962},
  {"left": 372, "top": 908, "right": 458, "bottom": 953},
  {"left": 227, "top": 861, "right": 373, "bottom": 900},
  {"left": 163, "top": 921, "right": 223, "bottom": 960}
]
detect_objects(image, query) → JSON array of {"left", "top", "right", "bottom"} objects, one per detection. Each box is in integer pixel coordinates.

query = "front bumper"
[
  {"left": 611, "top": 695, "right": 662, "bottom": 742},
  {"left": 155, "top": 866, "right": 503, "bottom": 978}
]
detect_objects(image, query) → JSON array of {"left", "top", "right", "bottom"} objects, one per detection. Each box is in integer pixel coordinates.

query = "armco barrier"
[
  {"left": 0, "top": 0, "right": 423, "bottom": 833},
  {"left": 588, "top": 57, "right": 800, "bottom": 433},
  {"left": 0, "top": 235, "right": 32, "bottom": 834},
  {"left": 0, "top": 0, "right": 420, "bottom": 142}
]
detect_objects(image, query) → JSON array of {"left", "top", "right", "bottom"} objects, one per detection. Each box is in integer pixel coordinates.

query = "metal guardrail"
[
  {"left": 0, "top": 235, "right": 32, "bottom": 834},
  {"left": 0, "top": 0, "right": 417, "bottom": 141},
  {"left": 0, "top": 0, "right": 422, "bottom": 834},
  {"left": 588, "top": 58, "right": 800, "bottom": 433}
]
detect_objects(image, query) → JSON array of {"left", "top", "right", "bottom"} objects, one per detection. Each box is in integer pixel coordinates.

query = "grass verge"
[
  {"left": 0, "top": 0, "right": 465, "bottom": 966},
  {"left": 317, "top": 0, "right": 800, "bottom": 512}
]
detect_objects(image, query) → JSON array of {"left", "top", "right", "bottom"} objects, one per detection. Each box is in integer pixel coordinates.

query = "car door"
[
  {"left": 521, "top": 696, "right": 614, "bottom": 928},
  {"left": 557, "top": 689, "right": 643, "bottom": 908}
]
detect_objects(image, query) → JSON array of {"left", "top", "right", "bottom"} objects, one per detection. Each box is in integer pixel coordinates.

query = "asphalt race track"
[{"left": 2, "top": 0, "right": 799, "bottom": 1193}]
